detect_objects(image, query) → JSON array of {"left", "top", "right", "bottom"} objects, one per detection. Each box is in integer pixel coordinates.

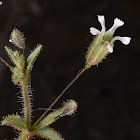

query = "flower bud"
[
  {"left": 37, "top": 100, "right": 78, "bottom": 128},
  {"left": 9, "top": 28, "right": 25, "bottom": 49},
  {"left": 61, "top": 100, "right": 78, "bottom": 116}
]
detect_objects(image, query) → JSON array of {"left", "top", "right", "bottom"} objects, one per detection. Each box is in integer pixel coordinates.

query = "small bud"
[
  {"left": 9, "top": 28, "right": 25, "bottom": 49},
  {"left": 37, "top": 100, "right": 78, "bottom": 128},
  {"left": 85, "top": 35, "right": 109, "bottom": 68},
  {"left": 61, "top": 100, "right": 78, "bottom": 116}
]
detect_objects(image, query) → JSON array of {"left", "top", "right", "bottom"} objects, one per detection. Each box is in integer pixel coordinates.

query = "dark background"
[{"left": 0, "top": 0, "right": 139, "bottom": 139}]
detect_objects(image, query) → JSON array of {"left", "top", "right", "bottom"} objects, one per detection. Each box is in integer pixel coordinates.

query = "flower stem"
[
  {"left": 32, "top": 68, "right": 86, "bottom": 128},
  {"left": 20, "top": 80, "right": 31, "bottom": 129},
  {"left": 0, "top": 56, "right": 12, "bottom": 70}
]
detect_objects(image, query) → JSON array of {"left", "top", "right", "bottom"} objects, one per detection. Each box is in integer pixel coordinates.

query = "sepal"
[{"left": 85, "top": 39, "right": 109, "bottom": 68}]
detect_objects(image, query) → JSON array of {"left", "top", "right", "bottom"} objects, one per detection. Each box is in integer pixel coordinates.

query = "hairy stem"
[
  {"left": 32, "top": 68, "right": 86, "bottom": 128},
  {"left": 18, "top": 132, "right": 29, "bottom": 140},
  {"left": 20, "top": 80, "right": 31, "bottom": 129}
]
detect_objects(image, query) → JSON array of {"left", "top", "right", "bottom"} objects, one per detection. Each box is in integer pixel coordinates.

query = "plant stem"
[
  {"left": 18, "top": 132, "right": 29, "bottom": 140},
  {"left": 20, "top": 80, "right": 31, "bottom": 129},
  {"left": 32, "top": 68, "right": 86, "bottom": 128}
]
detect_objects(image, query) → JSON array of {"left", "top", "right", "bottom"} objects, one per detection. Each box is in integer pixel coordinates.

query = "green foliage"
[
  {"left": 33, "top": 127, "right": 64, "bottom": 140},
  {"left": 25, "top": 44, "right": 42, "bottom": 78},
  {"left": 37, "top": 109, "right": 64, "bottom": 129},
  {"left": 0, "top": 15, "right": 131, "bottom": 139},
  {"left": 1, "top": 115, "right": 26, "bottom": 131},
  {"left": 5, "top": 46, "right": 25, "bottom": 70},
  {"left": 37, "top": 100, "right": 77, "bottom": 129},
  {"left": 12, "top": 67, "right": 24, "bottom": 85},
  {"left": 1, "top": 28, "right": 77, "bottom": 140}
]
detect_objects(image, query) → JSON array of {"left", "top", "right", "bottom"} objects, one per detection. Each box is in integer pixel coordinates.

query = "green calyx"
[{"left": 85, "top": 35, "right": 109, "bottom": 68}]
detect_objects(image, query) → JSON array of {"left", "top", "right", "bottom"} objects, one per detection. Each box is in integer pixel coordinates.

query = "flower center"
[{"left": 102, "top": 32, "right": 113, "bottom": 43}]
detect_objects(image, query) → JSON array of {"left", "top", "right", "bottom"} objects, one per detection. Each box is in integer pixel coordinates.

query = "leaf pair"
[
  {"left": 5, "top": 45, "right": 42, "bottom": 84},
  {"left": 1, "top": 99, "right": 77, "bottom": 140},
  {"left": 1, "top": 115, "right": 63, "bottom": 140}
]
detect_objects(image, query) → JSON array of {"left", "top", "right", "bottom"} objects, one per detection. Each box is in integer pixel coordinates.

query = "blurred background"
[{"left": 0, "top": 0, "right": 139, "bottom": 139}]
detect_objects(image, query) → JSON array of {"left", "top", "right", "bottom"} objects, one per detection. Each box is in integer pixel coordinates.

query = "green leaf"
[
  {"left": 12, "top": 73, "right": 21, "bottom": 85},
  {"left": 35, "top": 100, "right": 77, "bottom": 129},
  {"left": 33, "top": 127, "right": 64, "bottom": 140},
  {"left": 37, "top": 108, "right": 64, "bottom": 129},
  {"left": 12, "top": 67, "right": 23, "bottom": 85},
  {"left": 25, "top": 44, "right": 42, "bottom": 76},
  {"left": 5, "top": 46, "right": 15, "bottom": 62},
  {"left": 5, "top": 46, "right": 25, "bottom": 70},
  {"left": 1, "top": 115, "right": 26, "bottom": 130}
]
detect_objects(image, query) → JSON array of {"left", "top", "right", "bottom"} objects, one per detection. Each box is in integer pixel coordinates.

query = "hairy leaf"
[
  {"left": 5, "top": 46, "right": 25, "bottom": 70},
  {"left": 1, "top": 115, "right": 26, "bottom": 130},
  {"left": 33, "top": 127, "right": 64, "bottom": 140},
  {"left": 5, "top": 46, "right": 15, "bottom": 63},
  {"left": 37, "top": 108, "right": 64, "bottom": 129},
  {"left": 12, "top": 67, "right": 24, "bottom": 85},
  {"left": 25, "top": 44, "right": 42, "bottom": 76}
]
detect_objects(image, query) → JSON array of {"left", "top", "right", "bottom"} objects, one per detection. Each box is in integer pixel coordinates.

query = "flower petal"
[
  {"left": 113, "top": 36, "right": 131, "bottom": 45},
  {"left": 107, "top": 43, "right": 113, "bottom": 53},
  {"left": 90, "top": 27, "right": 101, "bottom": 35},
  {"left": 109, "top": 18, "right": 124, "bottom": 33},
  {"left": 97, "top": 15, "right": 106, "bottom": 32}
]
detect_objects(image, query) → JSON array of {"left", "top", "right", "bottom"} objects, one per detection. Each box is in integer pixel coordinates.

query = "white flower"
[
  {"left": 90, "top": 15, "right": 131, "bottom": 53},
  {"left": 0, "top": 1, "right": 2, "bottom": 5}
]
